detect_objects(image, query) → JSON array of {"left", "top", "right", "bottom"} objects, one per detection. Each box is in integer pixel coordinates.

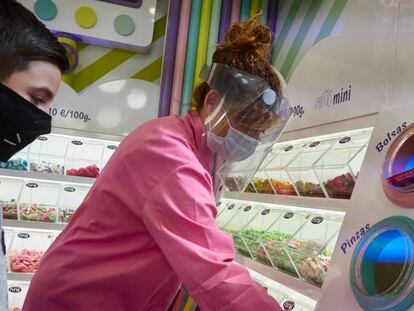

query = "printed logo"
[{"left": 315, "top": 85, "right": 352, "bottom": 110}]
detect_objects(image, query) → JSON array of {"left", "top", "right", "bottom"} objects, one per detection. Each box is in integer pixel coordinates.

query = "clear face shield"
[{"left": 201, "top": 63, "right": 292, "bottom": 192}]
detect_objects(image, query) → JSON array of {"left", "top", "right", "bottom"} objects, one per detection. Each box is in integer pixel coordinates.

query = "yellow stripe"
[
  {"left": 250, "top": 0, "right": 261, "bottom": 18},
  {"left": 72, "top": 49, "right": 135, "bottom": 92},
  {"left": 72, "top": 16, "right": 166, "bottom": 92},
  {"left": 183, "top": 297, "right": 194, "bottom": 311},
  {"left": 130, "top": 57, "right": 163, "bottom": 81},
  {"left": 193, "top": 0, "right": 212, "bottom": 87},
  {"left": 153, "top": 16, "right": 167, "bottom": 42}
]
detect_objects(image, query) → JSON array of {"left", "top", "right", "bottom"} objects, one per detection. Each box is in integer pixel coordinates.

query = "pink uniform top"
[{"left": 23, "top": 112, "right": 281, "bottom": 311}]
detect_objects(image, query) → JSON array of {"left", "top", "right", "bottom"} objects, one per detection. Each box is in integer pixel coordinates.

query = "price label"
[
  {"left": 283, "top": 301, "right": 295, "bottom": 310},
  {"left": 284, "top": 212, "right": 294, "bottom": 219},
  {"left": 17, "top": 233, "right": 30, "bottom": 239},
  {"left": 311, "top": 216, "right": 324, "bottom": 224},
  {"left": 8, "top": 287, "right": 22, "bottom": 293}
]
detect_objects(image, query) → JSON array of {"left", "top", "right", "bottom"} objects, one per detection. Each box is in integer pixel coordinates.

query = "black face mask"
[{"left": 0, "top": 83, "right": 51, "bottom": 162}]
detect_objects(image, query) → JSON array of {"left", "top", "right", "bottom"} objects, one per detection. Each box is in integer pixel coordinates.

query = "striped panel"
[
  {"left": 71, "top": 12, "right": 167, "bottom": 93},
  {"left": 272, "top": 0, "right": 349, "bottom": 80}
]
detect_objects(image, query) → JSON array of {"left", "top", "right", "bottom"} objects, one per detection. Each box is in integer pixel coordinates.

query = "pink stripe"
[
  {"left": 230, "top": 0, "right": 241, "bottom": 24},
  {"left": 170, "top": 1, "right": 192, "bottom": 116},
  {"left": 171, "top": 290, "right": 186, "bottom": 311}
]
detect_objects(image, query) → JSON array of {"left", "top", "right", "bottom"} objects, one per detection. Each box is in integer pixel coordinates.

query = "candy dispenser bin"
[
  {"left": 4, "top": 229, "right": 14, "bottom": 252},
  {"left": 65, "top": 139, "right": 104, "bottom": 178},
  {"left": 18, "top": 181, "right": 59, "bottom": 223},
  {"left": 0, "top": 178, "right": 23, "bottom": 220},
  {"left": 314, "top": 131, "right": 371, "bottom": 168},
  {"left": 349, "top": 145, "right": 368, "bottom": 177},
  {"left": 285, "top": 213, "right": 343, "bottom": 287},
  {"left": 251, "top": 170, "right": 273, "bottom": 194},
  {"left": 316, "top": 167, "right": 355, "bottom": 199},
  {"left": 8, "top": 230, "right": 54, "bottom": 273},
  {"left": 297, "top": 232, "right": 338, "bottom": 288},
  {"left": 286, "top": 213, "right": 342, "bottom": 257},
  {"left": 260, "top": 211, "right": 311, "bottom": 277},
  {"left": 216, "top": 201, "right": 242, "bottom": 229},
  {"left": 58, "top": 184, "right": 90, "bottom": 223},
  {"left": 7, "top": 281, "right": 29, "bottom": 311},
  {"left": 0, "top": 152, "right": 29, "bottom": 171},
  {"left": 288, "top": 140, "right": 335, "bottom": 170},
  {"left": 102, "top": 143, "right": 119, "bottom": 167},
  {"left": 264, "top": 143, "right": 305, "bottom": 171},
  {"left": 265, "top": 169, "right": 297, "bottom": 196},
  {"left": 28, "top": 135, "right": 68, "bottom": 175},
  {"left": 238, "top": 208, "right": 286, "bottom": 266},
  {"left": 288, "top": 169, "right": 326, "bottom": 198},
  {"left": 221, "top": 204, "right": 261, "bottom": 257}
]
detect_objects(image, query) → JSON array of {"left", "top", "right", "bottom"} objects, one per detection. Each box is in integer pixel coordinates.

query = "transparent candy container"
[
  {"left": 259, "top": 211, "right": 310, "bottom": 276},
  {"left": 266, "top": 170, "right": 297, "bottom": 196},
  {"left": 264, "top": 142, "right": 305, "bottom": 171},
  {"left": 216, "top": 202, "right": 242, "bottom": 230},
  {"left": 220, "top": 204, "right": 262, "bottom": 257},
  {"left": 28, "top": 135, "right": 68, "bottom": 174},
  {"left": 285, "top": 213, "right": 343, "bottom": 287},
  {"left": 4, "top": 229, "right": 14, "bottom": 252},
  {"left": 250, "top": 170, "right": 273, "bottom": 194},
  {"left": 0, "top": 178, "right": 23, "bottom": 220},
  {"left": 0, "top": 151, "right": 28, "bottom": 171},
  {"left": 314, "top": 131, "right": 371, "bottom": 199},
  {"left": 236, "top": 208, "right": 286, "bottom": 265},
  {"left": 7, "top": 281, "right": 29, "bottom": 311},
  {"left": 65, "top": 139, "right": 104, "bottom": 178},
  {"left": 102, "top": 142, "right": 119, "bottom": 168},
  {"left": 58, "top": 184, "right": 90, "bottom": 223},
  {"left": 288, "top": 170, "right": 325, "bottom": 198},
  {"left": 8, "top": 230, "right": 54, "bottom": 273},
  {"left": 18, "top": 181, "right": 59, "bottom": 223}
]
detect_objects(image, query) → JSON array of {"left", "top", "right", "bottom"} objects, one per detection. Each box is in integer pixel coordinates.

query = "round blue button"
[{"left": 34, "top": 0, "right": 58, "bottom": 21}]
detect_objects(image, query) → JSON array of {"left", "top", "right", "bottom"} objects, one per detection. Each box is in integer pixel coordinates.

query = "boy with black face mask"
[{"left": 0, "top": 0, "right": 69, "bottom": 309}]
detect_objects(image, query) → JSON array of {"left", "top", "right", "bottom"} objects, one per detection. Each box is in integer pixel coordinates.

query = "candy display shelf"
[
  {"left": 7, "top": 273, "right": 32, "bottom": 282},
  {"left": 236, "top": 254, "right": 321, "bottom": 301},
  {"left": 3, "top": 220, "right": 66, "bottom": 231},
  {"left": 0, "top": 131, "right": 121, "bottom": 292},
  {"left": 0, "top": 168, "right": 95, "bottom": 186},
  {"left": 216, "top": 127, "right": 374, "bottom": 308},
  {"left": 221, "top": 192, "right": 349, "bottom": 213}
]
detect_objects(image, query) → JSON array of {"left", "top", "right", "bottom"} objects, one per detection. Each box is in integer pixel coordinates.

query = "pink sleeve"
[{"left": 142, "top": 165, "right": 282, "bottom": 311}]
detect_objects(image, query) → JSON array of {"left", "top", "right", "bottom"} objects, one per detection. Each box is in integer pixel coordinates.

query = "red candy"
[
  {"left": 67, "top": 164, "right": 100, "bottom": 178},
  {"left": 10, "top": 249, "right": 44, "bottom": 273}
]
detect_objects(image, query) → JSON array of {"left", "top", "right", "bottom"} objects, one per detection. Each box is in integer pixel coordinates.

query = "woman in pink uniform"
[{"left": 23, "top": 18, "right": 286, "bottom": 311}]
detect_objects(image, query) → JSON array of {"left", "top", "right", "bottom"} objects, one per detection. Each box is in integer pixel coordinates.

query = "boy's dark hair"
[{"left": 0, "top": 0, "right": 70, "bottom": 81}]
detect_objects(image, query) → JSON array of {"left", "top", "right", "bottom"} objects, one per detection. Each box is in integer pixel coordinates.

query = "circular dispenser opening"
[
  {"left": 351, "top": 216, "right": 414, "bottom": 311},
  {"left": 382, "top": 123, "right": 414, "bottom": 207}
]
